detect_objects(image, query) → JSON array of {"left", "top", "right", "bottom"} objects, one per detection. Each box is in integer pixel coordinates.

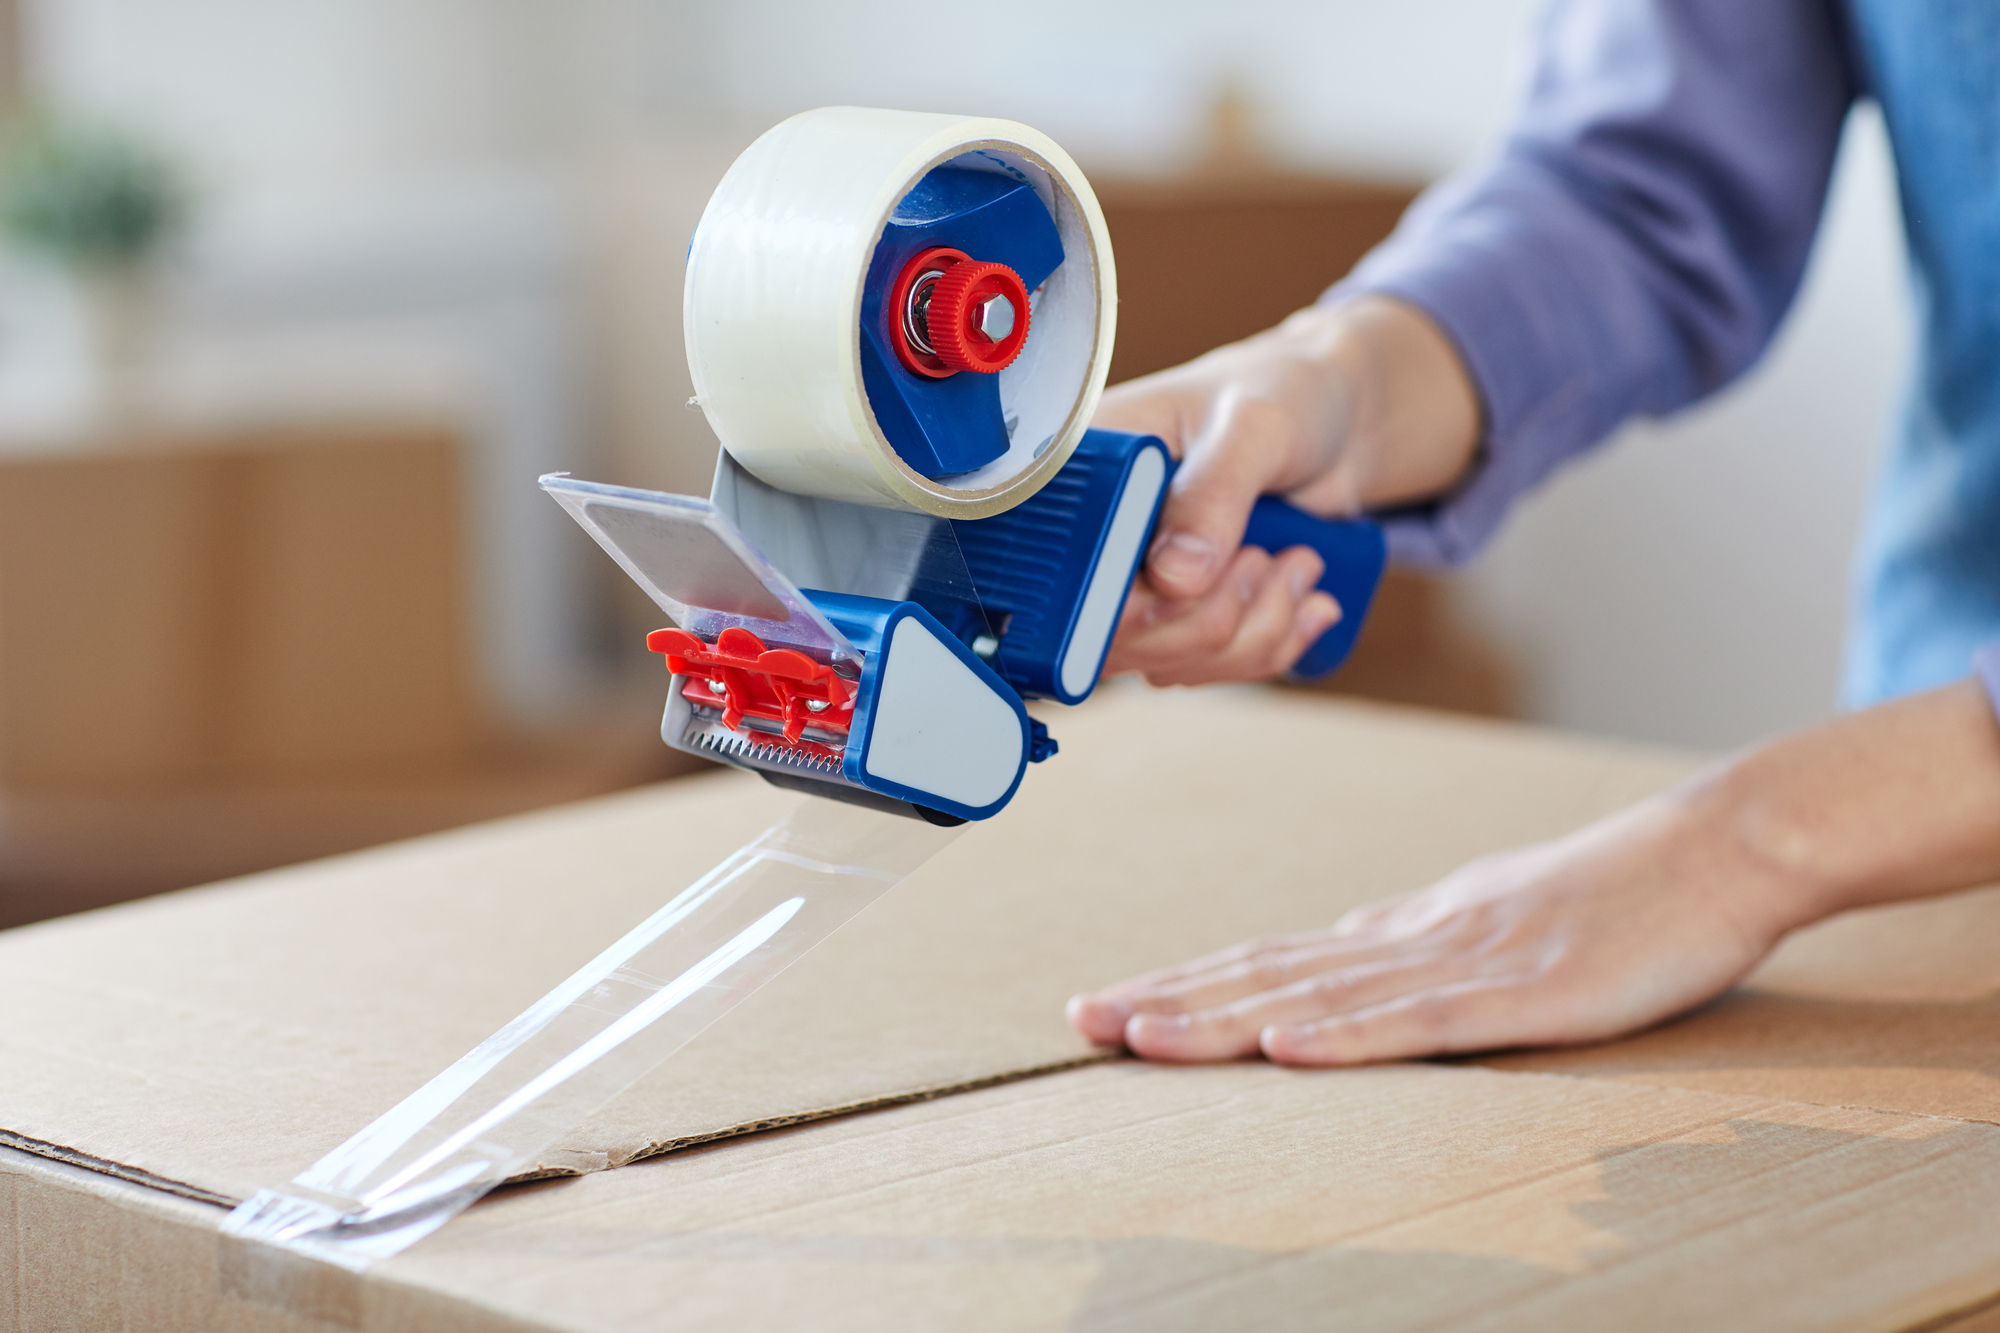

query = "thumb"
[{"left": 1145, "top": 391, "right": 1294, "bottom": 599}]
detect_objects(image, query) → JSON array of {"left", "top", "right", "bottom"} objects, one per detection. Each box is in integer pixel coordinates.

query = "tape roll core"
[{"left": 685, "top": 108, "right": 1117, "bottom": 519}]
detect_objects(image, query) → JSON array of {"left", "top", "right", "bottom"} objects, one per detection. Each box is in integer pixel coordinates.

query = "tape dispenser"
[{"left": 544, "top": 108, "right": 1387, "bottom": 825}]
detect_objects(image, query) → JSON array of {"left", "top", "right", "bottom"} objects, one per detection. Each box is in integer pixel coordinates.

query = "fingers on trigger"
[
  {"left": 1132, "top": 550, "right": 1275, "bottom": 682},
  {"left": 1230, "top": 546, "right": 1331, "bottom": 677},
  {"left": 1142, "top": 546, "right": 1322, "bottom": 685},
  {"left": 1147, "top": 405, "right": 1285, "bottom": 598}
]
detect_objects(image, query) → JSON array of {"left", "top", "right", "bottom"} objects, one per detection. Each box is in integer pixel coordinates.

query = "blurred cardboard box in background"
[
  {"left": 1097, "top": 174, "right": 1415, "bottom": 384},
  {"left": 0, "top": 421, "right": 694, "bottom": 930},
  {"left": 0, "top": 422, "right": 476, "bottom": 789}
]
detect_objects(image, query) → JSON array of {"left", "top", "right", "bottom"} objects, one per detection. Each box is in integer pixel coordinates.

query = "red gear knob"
[
  {"left": 926, "top": 259, "right": 1031, "bottom": 374},
  {"left": 887, "top": 247, "right": 1032, "bottom": 378}
]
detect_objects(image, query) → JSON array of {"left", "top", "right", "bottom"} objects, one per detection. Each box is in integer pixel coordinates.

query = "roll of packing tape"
[{"left": 685, "top": 107, "right": 1117, "bottom": 519}]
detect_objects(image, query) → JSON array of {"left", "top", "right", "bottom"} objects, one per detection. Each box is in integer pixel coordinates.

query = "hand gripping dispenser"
[{"left": 544, "top": 108, "right": 1388, "bottom": 825}]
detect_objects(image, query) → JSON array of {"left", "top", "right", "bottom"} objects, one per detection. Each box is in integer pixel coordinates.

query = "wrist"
[
  {"left": 1273, "top": 296, "right": 1482, "bottom": 515},
  {"left": 1680, "top": 680, "right": 2000, "bottom": 930},
  {"left": 1223, "top": 306, "right": 1367, "bottom": 512},
  {"left": 1675, "top": 754, "right": 1851, "bottom": 940}
]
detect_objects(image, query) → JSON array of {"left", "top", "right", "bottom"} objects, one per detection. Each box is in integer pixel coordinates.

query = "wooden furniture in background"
[
  {"left": 1314, "top": 567, "right": 1515, "bottom": 717},
  {"left": 1096, "top": 174, "right": 1419, "bottom": 384},
  {"left": 0, "top": 424, "right": 478, "bottom": 788},
  {"left": 0, "top": 421, "right": 696, "bottom": 929}
]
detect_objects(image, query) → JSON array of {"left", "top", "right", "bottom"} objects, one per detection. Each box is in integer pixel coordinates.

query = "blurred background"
[{"left": 0, "top": 0, "right": 1910, "bottom": 927}]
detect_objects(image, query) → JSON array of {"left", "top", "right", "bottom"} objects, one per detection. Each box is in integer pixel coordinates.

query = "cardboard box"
[
  {"left": 0, "top": 422, "right": 478, "bottom": 790},
  {"left": 0, "top": 448, "right": 229, "bottom": 788},
  {"left": 0, "top": 421, "right": 581, "bottom": 928},
  {"left": 215, "top": 424, "right": 479, "bottom": 780},
  {"left": 5, "top": 686, "right": 2000, "bottom": 1330}
]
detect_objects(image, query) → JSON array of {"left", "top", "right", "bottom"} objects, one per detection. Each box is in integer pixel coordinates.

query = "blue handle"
[{"left": 1239, "top": 496, "right": 1386, "bottom": 680}]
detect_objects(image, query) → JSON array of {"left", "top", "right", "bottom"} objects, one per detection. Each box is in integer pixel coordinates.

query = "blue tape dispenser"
[{"left": 543, "top": 108, "right": 1386, "bottom": 825}]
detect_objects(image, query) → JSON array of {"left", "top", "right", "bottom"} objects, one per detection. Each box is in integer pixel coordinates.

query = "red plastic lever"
[{"left": 647, "top": 627, "right": 855, "bottom": 748}]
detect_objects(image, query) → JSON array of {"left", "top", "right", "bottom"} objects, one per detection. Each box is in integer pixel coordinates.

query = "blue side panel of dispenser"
[
  {"left": 951, "top": 429, "right": 1170, "bottom": 705},
  {"left": 951, "top": 428, "right": 1389, "bottom": 699}
]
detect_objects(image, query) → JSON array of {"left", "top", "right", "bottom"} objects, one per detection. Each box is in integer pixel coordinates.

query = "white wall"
[
  {"left": 679, "top": 0, "right": 1541, "bottom": 181},
  {"left": 26, "top": 0, "right": 561, "bottom": 193}
]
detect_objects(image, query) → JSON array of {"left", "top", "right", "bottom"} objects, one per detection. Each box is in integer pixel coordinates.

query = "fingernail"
[
  {"left": 1237, "top": 569, "right": 1260, "bottom": 604},
  {"left": 1298, "top": 592, "right": 1342, "bottom": 636},
  {"left": 1127, "top": 1011, "right": 1188, "bottom": 1040},
  {"left": 1077, "top": 995, "right": 1129, "bottom": 1023},
  {"left": 1289, "top": 559, "right": 1325, "bottom": 601},
  {"left": 1149, "top": 532, "right": 1216, "bottom": 589},
  {"left": 1066, "top": 994, "right": 1128, "bottom": 1041}
]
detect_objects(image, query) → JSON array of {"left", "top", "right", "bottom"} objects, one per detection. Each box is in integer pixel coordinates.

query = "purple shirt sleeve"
[
  {"left": 1977, "top": 645, "right": 2000, "bottom": 721},
  {"left": 1330, "top": 0, "right": 1861, "bottom": 565}
]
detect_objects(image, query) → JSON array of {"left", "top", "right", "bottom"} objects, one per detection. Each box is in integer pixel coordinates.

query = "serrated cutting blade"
[{"left": 680, "top": 714, "right": 847, "bottom": 777}]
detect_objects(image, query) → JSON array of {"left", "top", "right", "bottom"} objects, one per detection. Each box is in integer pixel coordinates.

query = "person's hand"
[
  {"left": 1097, "top": 297, "right": 1479, "bottom": 686},
  {"left": 1067, "top": 786, "right": 1805, "bottom": 1065},
  {"left": 1093, "top": 310, "right": 1353, "bottom": 687},
  {"left": 1067, "top": 678, "right": 2000, "bottom": 1065}
]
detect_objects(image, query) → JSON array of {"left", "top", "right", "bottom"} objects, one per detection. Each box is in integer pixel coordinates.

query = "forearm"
[
  {"left": 1311, "top": 0, "right": 1856, "bottom": 566},
  {"left": 1697, "top": 677, "right": 2000, "bottom": 931}
]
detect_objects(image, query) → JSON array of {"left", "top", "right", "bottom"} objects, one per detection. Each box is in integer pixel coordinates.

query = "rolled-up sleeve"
[{"left": 1331, "top": 0, "right": 1861, "bottom": 564}]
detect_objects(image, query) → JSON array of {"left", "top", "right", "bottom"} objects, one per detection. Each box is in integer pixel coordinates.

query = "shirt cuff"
[
  {"left": 1976, "top": 644, "right": 2000, "bottom": 721},
  {"left": 1320, "top": 183, "right": 1668, "bottom": 567}
]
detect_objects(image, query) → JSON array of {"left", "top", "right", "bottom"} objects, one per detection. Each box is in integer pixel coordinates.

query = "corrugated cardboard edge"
[
  {"left": 0, "top": 1130, "right": 234, "bottom": 1209},
  {"left": 523, "top": 1050, "right": 1124, "bottom": 1179},
  {"left": 0, "top": 1050, "right": 1123, "bottom": 1207}
]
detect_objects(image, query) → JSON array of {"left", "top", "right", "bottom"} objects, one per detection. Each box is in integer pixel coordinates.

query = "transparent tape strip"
[{"left": 222, "top": 799, "right": 959, "bottom": 1271}]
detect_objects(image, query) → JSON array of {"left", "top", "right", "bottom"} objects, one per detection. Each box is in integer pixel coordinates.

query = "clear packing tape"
[
  {"left": 224, "top": 107, "right": 1106, "bottom": 1275},
  {"left": 222, "top": 801, "right": 959, "bottom": 1270}
]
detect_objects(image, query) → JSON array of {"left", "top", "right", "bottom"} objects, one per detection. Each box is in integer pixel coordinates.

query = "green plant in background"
[
  {"left": 0, "top": 113, "right": 185, "bottom": 270},
  {"left": 0, "top": 114, "right": 190, "bottom": 423}
]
